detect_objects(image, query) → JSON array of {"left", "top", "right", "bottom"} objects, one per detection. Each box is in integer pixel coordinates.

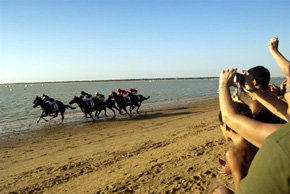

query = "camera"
[{"left": 233, "top": 73, "right": 245, "bottom": 87}]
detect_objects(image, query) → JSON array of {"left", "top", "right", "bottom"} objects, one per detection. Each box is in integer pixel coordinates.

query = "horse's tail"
[
  {"left": 65, "top": 105, "right": 76, "bottom": 109},
  {"left": 140, "top": 95, "right": 150, "bottom": 100},
  {"left": 144, "top": 96, "right": 150, "bottom": 100}
]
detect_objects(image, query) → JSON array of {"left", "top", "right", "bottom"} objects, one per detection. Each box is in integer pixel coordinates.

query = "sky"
[{"left": 0, "top": 0, "right": 289, "bottom": 84}]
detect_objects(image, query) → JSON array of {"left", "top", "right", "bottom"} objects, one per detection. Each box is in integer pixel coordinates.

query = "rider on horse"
[
  {"left": 117, "top": 88, "right": 131, "bottom": 103},
  {"left": 41, "top": 94, "right": 58, "bottom": 111},
  {"left": 129, "top": 88, "right": 138, "bottom": 95},
  {"left": 80, "top": 91, "right": 94, "bottom": 109},
  {"left": 95, "top": 92, "right": 106, "bottom": 102}
]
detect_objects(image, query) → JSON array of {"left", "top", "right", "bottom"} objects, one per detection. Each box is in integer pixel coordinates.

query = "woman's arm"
[{"left": 219, "top": 69, "right": 283, "bottom": 148}]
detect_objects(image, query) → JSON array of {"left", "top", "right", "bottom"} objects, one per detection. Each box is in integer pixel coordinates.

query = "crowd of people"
[{"left": 214, "top": 37, "right": 290, "bottom": 193}]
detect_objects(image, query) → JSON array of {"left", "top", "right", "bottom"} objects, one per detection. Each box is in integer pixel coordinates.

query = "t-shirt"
[{"left": 236, "top": 122, "right": 290, "bottom": 194}]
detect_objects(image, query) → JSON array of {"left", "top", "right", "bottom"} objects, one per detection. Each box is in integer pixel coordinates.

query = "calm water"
[{"left": 0, "top": 79, "right": 283, "bottom": 135}]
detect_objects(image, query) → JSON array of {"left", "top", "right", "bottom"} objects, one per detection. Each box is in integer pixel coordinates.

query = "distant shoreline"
[
  {"left": 1, "top": 77, "right": 219, "bottom": 85},
  {"left": 0, "top": 76, "right": 285, "bottom": 85}
]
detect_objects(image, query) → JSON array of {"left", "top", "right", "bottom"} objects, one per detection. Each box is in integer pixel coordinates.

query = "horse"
[
  {"left": 94, "top": 98, "right": 119, "bottom": 119},
  {"left": 109, "top": 92, "right": 132, "bottom": 117},
  {"left": 33, "top": 96, "right": 75, "bottom": 123},
  {"left": 69, "top": 96, "right": 96, "bottom": 122},
  {"left": 128, "top": 93, "right": 150, "bottom": 114}
]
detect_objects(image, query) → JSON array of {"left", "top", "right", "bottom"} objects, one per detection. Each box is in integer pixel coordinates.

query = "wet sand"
[{"left": 0, "top": 98, "right": 234, "bottom": 193}]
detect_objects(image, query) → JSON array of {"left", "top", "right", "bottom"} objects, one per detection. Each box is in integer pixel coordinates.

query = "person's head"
[
  {"left": 247, "top": 66, "right": 270, "bottom": 90},
  {"left": 81, "top": 91, "right": 85, "bottom": 95},
  {"left": 219, "top": 102, "right": 252, "bottom": 141},
  {"left": 95, "top": 92, "right": 99, "bottom": 95},
  {"left": 117, "top": 88, "right": 121, "bottom": 92}
]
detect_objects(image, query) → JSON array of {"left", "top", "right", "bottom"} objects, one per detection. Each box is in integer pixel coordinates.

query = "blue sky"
[{"left": 0, "top": 0, "right": 289, "bottom": 83}]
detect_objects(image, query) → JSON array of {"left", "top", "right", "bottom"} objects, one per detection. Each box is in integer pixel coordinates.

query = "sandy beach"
[{"left": 0, "top": 97, "right": 234, "bottom": 193}]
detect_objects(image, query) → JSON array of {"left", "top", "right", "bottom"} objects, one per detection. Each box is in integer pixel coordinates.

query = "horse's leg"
[
  {"left": 104, "top": 108, "right": 108, "bottom": 117},
  {"left": 40, "top": 113, "right": 49, "bottom": 123},
  {"left": 88, "top": 112, "right": 95, "bottom": 122},
  {"left": 109, "top": 107, "right": 116, "bottom": 118},
  {"left": 136, "top": 104, "right": 141, "bottom": 114},
  {"left": 84, "top": 112, "right": 89, "bottom": 118},
  {"left": 37, "top": 112, "right": 44, "bottom": 123},
  {"left": 123, "top": 107, "right": 132, "bottom": 117},
  {"left": 119, "top": 106, "right": 123, "bottom": 115},
  {"left": 130, "top": 105, "right": 136, "bottom": 114},
  {"left": 96, "top": 110, "right": 101, "bottom": 119},
  {"left": 113, "top": 104, "right": 119, "bottom": 112},
  {"left": 61, "top": 112, "right": 64, "bottom": 123},
  {"left": 129, "top": 106, "right": 133, "bottom": 114},
  {"left": 41, "top": 117, "right": 48, "bottom": 122},
  {"left": 50, "top": 112, "right": 58, "bottom": 120}
]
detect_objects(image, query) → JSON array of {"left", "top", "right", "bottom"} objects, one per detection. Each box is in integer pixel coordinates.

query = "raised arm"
[
  {"left": 268, "top": 37, "right": 290, "bottom": 119},
  {"left": 219, "top": 69, "right": 283, "bottom": 148},
  {"left": 248, "top": 90, "right": 288, "bottom": 121},
  {"left": 241, "top": 71, "right": 289, "bottom": 121},
  {"left": 268, "top": 37, "right": 290, "bottom": 77}
]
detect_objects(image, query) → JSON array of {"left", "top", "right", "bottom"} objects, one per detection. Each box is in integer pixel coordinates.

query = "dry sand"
[{"left": 0, "top": 98, "right": 234, "bottom": 193}]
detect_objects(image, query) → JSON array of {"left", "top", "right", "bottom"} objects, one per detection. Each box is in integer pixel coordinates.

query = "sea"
[{"left": 0, "top": 78, "right": 283, "bottom": 136}]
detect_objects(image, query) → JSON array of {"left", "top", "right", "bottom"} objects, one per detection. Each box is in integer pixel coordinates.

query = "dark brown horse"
[
  {"left": 128, "top": 93, "right": 150, "bottom": 114},
  {"left": 69, "top": 96, "right": 96, "bottom": 122},
  {"left": 33, "top": 96, "right": 75, "bottom": 123},
  {"left": 109, "top": 92, "right": 132, "bottom": 117},
  {"left": 94, "top": 98, "right": 119, "bottom": 119}
]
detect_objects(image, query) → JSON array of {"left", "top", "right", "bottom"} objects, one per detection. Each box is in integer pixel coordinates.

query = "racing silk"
[
  {"left": 42, "top": 95, "right": 58, "bottom": 111},
  {"left": 96, "top": 93, "right": 106, "bottom": 102},
  {"left": 82, "top": 94, "right": 93, "bottom": 101},
  {"left": 96, "top": 93, "right": 105, "bottom": 99},
  {"left": 42, "top": 95, "right": 50, "bottom": 101},
  {"left": 81, "top": 92, "right": 94, "bottom": 108},
  {"left": 130, "top": 88, "right": 138, "bottom": 95},
  {"left": 118, "top": 89, "right": 127, "bottom": 96},
  {"left": 42, "top": 95, "right": 55, "bottom": 104}
]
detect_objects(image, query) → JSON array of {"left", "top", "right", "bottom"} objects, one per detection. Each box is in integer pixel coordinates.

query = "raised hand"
[
  {"left": 241, "top": 70, "right": 256, "bottom": 92},
  {"left": 268, "top": 37, "right": 290, "bottom": 79},
  {"left": 219, "top": 68, "right": 237, "bottom": 88},
  {"left": 268, "top": 37, "right": 279, "bottom": 52}
]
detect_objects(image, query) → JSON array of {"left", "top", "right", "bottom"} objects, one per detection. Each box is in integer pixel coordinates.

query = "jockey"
[
  {"left": 95, "top": 92, "right": 106, "bottom": 102},
  {"left": 117, "top": 88, "right": 126, "bottom": 96},
  {"left": 129, "top": 88, "right": 138, "bottom": 95},
  {"left": 109, "top": 92, "right": 114, "bottom": 98},
  {"left": 117, "top": 88, "right": 131, "bottom": 103},
  {"left": 41, "top": 94, "right": 57, "bottom": 111},
  {"left": 80, "top": 91, "right": 94, "bottom": 108}
]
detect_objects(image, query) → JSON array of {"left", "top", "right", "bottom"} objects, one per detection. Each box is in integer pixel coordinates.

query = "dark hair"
[
  {"left": 248, "top": 66, "right": 270, "bottom": 90},
  {"left": 219, "top": 102, "right": 252, "bottom": 125}
]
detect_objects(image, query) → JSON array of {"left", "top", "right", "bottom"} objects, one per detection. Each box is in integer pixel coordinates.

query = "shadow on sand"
[{"left": 130, "top": 111, "right": 204, "bottom": 121}]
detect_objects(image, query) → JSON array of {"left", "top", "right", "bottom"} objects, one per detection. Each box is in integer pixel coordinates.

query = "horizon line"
[{"left": 0, "top": 76, "right": 285, "bottom": 85}]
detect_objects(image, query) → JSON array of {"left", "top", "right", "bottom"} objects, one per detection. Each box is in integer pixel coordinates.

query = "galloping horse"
[
  {"left": 69, "top": 96, "right": 96, "bottom": 122},
  {"left": 128, "top": 93, "right": 150, "bottom": 114},
  {"left": 94, "top": 98, "right": 119, "bottom": 119},
  {"left": 33, "top": 96, "right": 75, "bottom": 123},
  {"left": 109, "top": 92, "right": 132, "bottom": 117}
]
